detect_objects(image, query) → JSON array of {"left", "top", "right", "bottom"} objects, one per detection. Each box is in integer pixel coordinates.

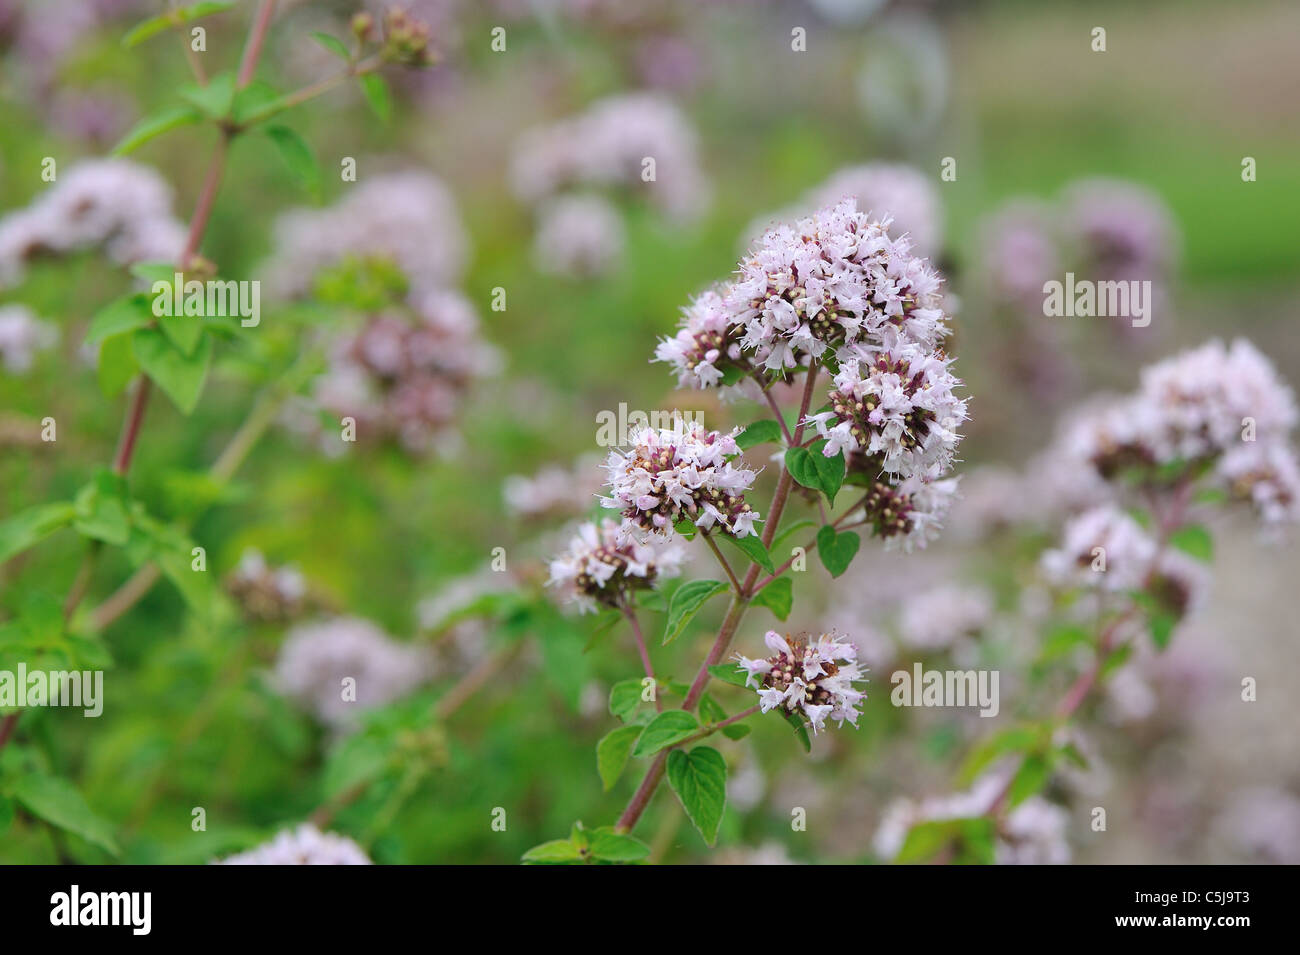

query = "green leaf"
[
  {"left": 958, "top": 724, "right": 1046, "bottom": 785},
  {"left": 1168, "top": 524, "right": 1214, "bottom": 563},
  {"left": 721, "top": 723, "right": 751, "bottom": 740},
  {"left": 97, "top": 332, "right": 139, "bottom": 398},
  {"left": 588, "top": 829, "right": 650, "bottom": 862},
  {"left": 771, "top": 518, "right": 816, "bottom": 554},
  {"left": 122, "top": 1, "right": 235, "bottom": 47},
  {"left": 698, "top": 693, "right": 727, "bottom": 724},
  {"left": 631, "top": 710, "right": 699, "bottom": 757},
  {"left": 112, "top": 105, "right": 203, "bottom": 156},
  {"left": 809, "top": 440, "right": 845, "bottom": 505},
  {"left": 0, "top": 796, "right": 12, "bottom": 836},
  {"left": 73, "top": 469, "right": 131, "bottom": 547},
  {"left": 1149, "top": 611, "right": 1177, "bottom": 650},
  {"left": 706, "top": 663, "right": 750, "bottom": 689},
  {"left": 85, "top": 293, "right": 154, "bottom": 345},
  {"left": 9, "top": 775, "right": 119, "bottom": 856},
  {"left": 132, "top": 327, "right": 212, "bottom": 414},
  {"left": 815, "top": 525, "right": 860, "bottom": 578},
  {"left": 264, "top": 125, "right": 322, "bottom": 199},
  {"left": 231, "top": 81, "right": 286, "bottom": 126},
  {"left": 312, "top": 31, "right": 353, "bottom": 61},
  {"left": 785, "top": 446, "right": 821, "bottom": 492},
  {"left": 179, "top": 72, "right": 236, "bottom": 120},
  {"left": 1007, "top": 754, "right": 1052, "bottom": 808},
  {"left": 358, "top": 73, "right": 392, "bottom": 123},
  {"left": 750, "top": 576, "right": 793, "bottom": 621},
  {"left": 608, "top": 678, "right": 646, "bottom": 722},
  {"left": 0, "top": 502, "right": 77, "bottom": 564},
  {"left": 158, "top": 308, "right": 205, "bottom": 357},
  {"left": 736, "top": 419, "right": 782, "bottom": 450},
  {"left": 125, "top": 505, "right": 219, "bottom": 619},
  {"left": 665, "top": 746, "right": 727, "bottom": 847},
  {"left": 780, "top": 707, "right": 812, "bottom": 752},
  {"left": 1038, "top": 623, "right": 1093, "bottom": 664},
  {"left": 596, "top": 725, "right": 642, "bottom": 791},
  {"left": 663, "top": 579, "right": 728, "bottom": 645},
  {"left": 718, "top": 532, "right": 775, "bottom": 576},
  {"left": 521, "top": 839, "right": 582, "bottom": 864}
]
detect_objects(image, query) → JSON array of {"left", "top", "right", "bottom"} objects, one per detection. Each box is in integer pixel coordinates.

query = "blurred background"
[{"left": 1, "top": 0, "right": 1298, "bottom": 863}]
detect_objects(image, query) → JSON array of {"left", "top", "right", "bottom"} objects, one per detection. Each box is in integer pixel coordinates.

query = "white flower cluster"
[
  {"left": 274, "top": 617, "right": 434, "bottom": 730},
  {"left": 265, "top": 171, "right": 467, "bottom": 298},
  {"left": 805, "top": 343, "right": 967, "bottom": 480},
  {"left": 747, "top": 162, "right": 942, "bottom": 258},
  {"left": 214, "top": 824, "right": 372, "bottom": 865},
  {"left": 532, "top": 194, "right": 625, "bottom": 278},
  {"left": 654, "top": 287, "right": 748, "bottom": 390},
  {"left": 510, "top": 92, "right": 709, "bottom": 223},
  {"left": 548, "top": 519, "right": 686, "bottom": 613},
  {"left": 979, "top": 179, "right": 1177, "bottom": 319},
  {"left": 857, "top": 473, "right": 962, "bottom": 552},
  {"left": 225, "top": 549, "right": 307, "bottom": 624},
  {"left": 898, "top": 584, "right": 994, "bottom": 653},
  {"left": 0, "top": 304, "right": 58, "bottom": 374},
  {"left": 1041, "top": 504, "right": 1209, "bottom": 616},
  {"left": 728, "top": 199, "right": 948, "bottom": 373},
  {"left": 0, "top": 159, "right": 185, "bottom": 287},
  {"left": 1058, "top": 340, "right": 1300, "bottom": 525},
  {"left": 600, "top": 421, "right": 760, "bottom": 540},
  {"left": 736, "top": 631, "right": 867, "bottom": 734},
  {"left": 873, "top": 773, "right": 1070, "bottom": 865}
]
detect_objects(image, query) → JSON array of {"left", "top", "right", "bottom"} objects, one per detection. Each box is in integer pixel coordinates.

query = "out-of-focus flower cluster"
[
  {"left": 213, "top": 824, "right": 372, "bottom": 865},
  {"left": 0, "top": 159, "right": 185, "bottom": 288},
  {"left": 511, "top": 92, "right": 709, "bottom": 277},
  {"left": 225, "top": 549, "right": 308, "bottom": 624},
  {"left": 873, "top": 772, "right": 1070, "bottom": 865},
  {"left": 266, "top": 171, "right": 498, "bottom": 457},
  {"left": 0, "top": 304, "right": 58, "bottom": 374},
  {"left": 274, "top": 616, "right": 434, "bottom": 731}
]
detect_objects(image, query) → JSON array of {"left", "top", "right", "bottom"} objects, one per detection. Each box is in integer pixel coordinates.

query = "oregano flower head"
[
  {"left": 736, "top": 630, "right": 867, "bottom": 734},
  {"left": 548, "top": 519, "right": 685, "bottom": 614},
  {"left": 601, "top": 421, "right": 761, "bottom": 540}
]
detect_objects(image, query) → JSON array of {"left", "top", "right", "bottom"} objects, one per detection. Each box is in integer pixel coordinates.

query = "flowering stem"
[
  {"left": 236, "top": 0, "right": 277, "bottom": 88},
  {"left": 701, "top": 530, "right": 742, "bottom": 595},
  {"left": 749, "top": 490, "right": 869, "bottom": 594},
  {"left": 984, "top": 477, "right": 1195, "bottom": 820},
  {"left": 621, "top": 607, "right": 661, "bottom": 712},
  {"left": 111, "top": 377, "right": 152, "bottom": 476}
]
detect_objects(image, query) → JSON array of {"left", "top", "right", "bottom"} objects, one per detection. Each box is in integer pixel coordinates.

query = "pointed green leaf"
[
  {"left": 631, "top": 710, "right": 699, "bottom": 757},
  {"left": 663, "top": 579, "right": 728, "bottom": 645},
  {"left": 750, "top": 576, "right": 793, "bottom": 620},
  {"left": 132, "top": 327, "right": 212, "bottom": 414},
  {"left": 665, "top": 746, "right": 727, "bottom": 847},
  {"left": 112, "top": 105, "right": 203, "bottom": 156},
  {"left": 596, "top": 724, "right": 642, "bottom": 791}
]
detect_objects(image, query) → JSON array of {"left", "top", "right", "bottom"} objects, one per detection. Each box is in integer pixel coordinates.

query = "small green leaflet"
[
  {"left": 749, "top": 576, "right": 792, "bottom": 620},
  {"left": 1168, "top": 524, "right": 1214, "bottom": 563},
  {"left": 311, "top": 32, "right": 353, "bottom": 62},
  {"left": 112, "top": 106, "right": 202, "bottom": 156},
  {"left": 718, "top": 532, "right": 775, "bottom": 575},
  {"left": 359, "top": 73, "right": 392, "bottom": 123},
  {"left": 816, "top": 525, "right": 860, "bottom": 578},
  {"left": 132, "top": 327, "right": 212, "bottom": 415},
  {"left": 706, "top": 663, "right": 750, "bottom": 689},
  {"left": 663, "top": 579, "right": 728, "bottom": 645},
  {"left": 631, "top": 710, "right": 699, "bottom": 757},
  {"left": 122, "top": 1, "right": 235, "bottom": 48},
  {"left": 596, "top": 725, "right": 642, "bottom": 791},
  {"left": 0, "top": 502, "right": 77, "bottom": 564},
  {"left": 735, "top": 419, "right": 782, "bottom": 450},
  {"left": 9, "top": 775, "right": 119, "bottom": 856},
  {"left": 264, "top": 125, "right": 322, "bottom": 199}
]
